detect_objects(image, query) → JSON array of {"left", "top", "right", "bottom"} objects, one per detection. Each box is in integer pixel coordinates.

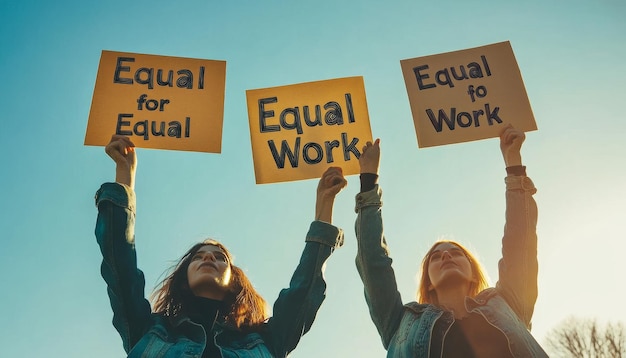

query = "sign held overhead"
[
  {"left": 85, "top": 50, "right": 226, "bottom": 153},
  {"left": 400, "top": 41, "right": 536, "bottom": 148},
  {"left": 246, "top": 76, "right": 372, "bottom": 184}
]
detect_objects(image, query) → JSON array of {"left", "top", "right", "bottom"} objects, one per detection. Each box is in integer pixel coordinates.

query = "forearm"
[
  {"left": 315, "top": 198, "right": 335, "bottom": 223},
  {"left": 95, "top": 183, "right": 151, "bottom": 351},
  {"left": 496, "top": 173, "right": 539, "bottom": 327},
  {"left": 504, "top": 153, "right": 522, "bottom": 167},
  {"left": 354, "top": 186, "right": 404, "bottom": 348},
  {"left": 113, "top": 161, "right": 135, "bottom": 190},
  {"left": 267, "top": 221, "right": 343, "bottom": 357}
]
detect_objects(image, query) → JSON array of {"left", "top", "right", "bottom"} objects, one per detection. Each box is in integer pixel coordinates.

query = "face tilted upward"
[
  {"left": 427, "top": 242, "right": 474, "bottom": 291},
  {"left": 187, "top": 245, "right": 232, "bottom": 299}
]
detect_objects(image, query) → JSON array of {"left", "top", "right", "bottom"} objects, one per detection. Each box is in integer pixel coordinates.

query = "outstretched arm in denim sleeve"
[
  {"left": 94, "top": 135, "right": 152, "bottom": 352},
  {"left": 265, "top": 167, "right": 347, "bottom": 357},
  {"left": 354, "top": 139, "right": 404, "bottom": 349},
  {"left": 495, "top": 125, "right": 539, "bottom": 328}
]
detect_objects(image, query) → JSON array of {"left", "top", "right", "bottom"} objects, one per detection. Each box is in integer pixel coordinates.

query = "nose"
[
  {"left": 200, "top": 252, "right": 217, "bottom": 262},
  {"left": 441, "top": 250, "right": 452, "bottom": 260}
]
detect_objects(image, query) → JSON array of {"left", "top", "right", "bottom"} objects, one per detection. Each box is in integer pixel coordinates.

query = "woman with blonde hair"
[
  {"left": 95, "top": 135, "right": 346, "bottom": 357},
  {"left": 354, "top": 125, "right": 548, "bottom": 357}
]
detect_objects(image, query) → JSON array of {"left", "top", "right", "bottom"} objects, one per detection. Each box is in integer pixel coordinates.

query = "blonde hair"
[{"left": 416, "top": 240, "right": 490, "bottom": 304}]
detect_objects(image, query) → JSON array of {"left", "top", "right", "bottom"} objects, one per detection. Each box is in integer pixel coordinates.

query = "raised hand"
[
  {"left": 315, "top": 167, "right": 347, "bottom": 223},
  {"left": 105, "top": 134, "right": 137, "bottom": 188},
  {"left": 359, "top": 139, "right": 380, "bottom": 174},
  {"left": 499, "top": 124, "right": 525, "bottom": 167}
]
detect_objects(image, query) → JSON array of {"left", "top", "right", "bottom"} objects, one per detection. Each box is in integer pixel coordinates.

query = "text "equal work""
[{"left": 258, "top": 94, "right": 361, "bottom": 169}]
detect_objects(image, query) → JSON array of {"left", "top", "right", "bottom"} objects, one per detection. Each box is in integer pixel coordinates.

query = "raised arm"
[
  {"left": 266, "top": 167, "right": 346, "bottom": 357},
  {"left": 354, "top": 139, "right": 405, "bottom": 349},
  {"left": 495, "top": 125, "right": 539, "bottom": 328},
  {"left": 95, "top": 135, "right": 152, "bottom": 352}
]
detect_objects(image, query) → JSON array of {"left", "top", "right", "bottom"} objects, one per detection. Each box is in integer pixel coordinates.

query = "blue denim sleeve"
[
  {"left": 354, "top": 185, "right": 405, "bottom": 349},
  {"left": 94, "top": 182, "right": 153, "bottom": 353},
  {"left": 495, "top": 175, "right": 539, "bottom": 328},
  {"left": 265, "top": 220, "right": 343, "bottom": 358}
]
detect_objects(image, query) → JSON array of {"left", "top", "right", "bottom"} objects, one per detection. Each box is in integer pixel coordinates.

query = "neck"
[
  {"left": 192, "top": 285, "right": 227, "bottom": 301},
  {"left": 434, "top": 284, "right": 470, "bottom": 319},
  {"left": 194, "top": 291, "right": 226, "bottom": 301},
  {"left": 186, "top": 295, "right": 224, "bottom": 327}
]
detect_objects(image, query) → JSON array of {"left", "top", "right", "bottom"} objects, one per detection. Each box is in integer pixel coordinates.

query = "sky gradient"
[{"left": 1, "top": 0, "right": 625, "bottom": 356}]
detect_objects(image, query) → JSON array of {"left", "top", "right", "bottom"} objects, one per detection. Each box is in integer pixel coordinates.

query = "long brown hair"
[
  {"left": 416, "top": 240, "right": 489, "bottom": 305},
  {"left": 150, "top": 239, "right": 269, "bottom": 330}
]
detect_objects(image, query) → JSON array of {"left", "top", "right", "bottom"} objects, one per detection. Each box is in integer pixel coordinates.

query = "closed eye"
[
  {"left": 430, "top": 248, "right": 464, "bottom": 262},
  {"left": 213, "top": 252, "right": 228, "bottom": 262},
  {"left": 450, "top": 249, "right": 465, "bottom": 257},
  {"left": 430, "top": 252, "right": 442, "bottom": 262},
  {"left": 191, "top": 250, "right": 229, "bottom": 263}
]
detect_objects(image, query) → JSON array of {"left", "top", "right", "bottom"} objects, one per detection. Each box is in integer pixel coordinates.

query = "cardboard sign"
[
  {"left": 246, "top": 77, "right": 372, "bottom": 184},
  {"left": 400, "top": 41, "right": 536, "bottom": 148},
  {"left": 85, "top": 50, "right": 226, "bottom": 153}
]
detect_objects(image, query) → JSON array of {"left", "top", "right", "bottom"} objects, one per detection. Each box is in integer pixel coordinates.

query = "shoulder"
[
  {"left": 475, "top": 287, "right": 499, "bottom": 302},
  {"left": 468, "top": 287, "right": 513, "bottom": 310},
  {"left": 404, "top": 301, "right": 436, "bottom": 315}
]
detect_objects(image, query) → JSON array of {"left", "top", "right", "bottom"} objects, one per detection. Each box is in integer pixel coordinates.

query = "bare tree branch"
[{"left": 546, "top": 317, "right": 625, "bottom": 358}]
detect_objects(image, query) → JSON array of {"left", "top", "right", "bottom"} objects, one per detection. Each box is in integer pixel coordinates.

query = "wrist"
[
  {"left": 503, "top": 153, "right": 522, "bottom": 167},
  {"left": 316, "top": 195, "right": 335, "bottom": 207},
  {"left": 315, "top": 195, "right": 335, "bottom": 218},
  {"left": 115, "top": 168, "right": 135, "bottom": 188}
]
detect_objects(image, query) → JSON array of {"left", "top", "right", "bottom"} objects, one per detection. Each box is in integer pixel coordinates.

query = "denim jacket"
[
  {"left": 354, "top": 176, "right": 548, "bottom": 357},
  {"left": 95, "top": 182, "right": 344, "bottom": 358}
]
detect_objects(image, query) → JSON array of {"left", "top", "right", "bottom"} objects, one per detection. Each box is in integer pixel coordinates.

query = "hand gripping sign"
[
  {"left": 246, "top": 77, "right": 373, "bottom": 184},
  {"left": 400, "top": 41, "right": 536, "bottom": 148},
  {"left": 85, "top": 50, "right": 226, "bottom": 153}
]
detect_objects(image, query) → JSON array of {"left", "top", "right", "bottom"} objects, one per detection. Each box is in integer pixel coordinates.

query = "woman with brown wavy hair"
[
  {"left": 95, "top": 135, "right": 346, "bottom": 357},
  {"left": 150, "top": 239, "right": 269, "bottom": 330}
]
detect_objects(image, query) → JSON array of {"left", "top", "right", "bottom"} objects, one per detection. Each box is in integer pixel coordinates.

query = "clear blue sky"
[{"left": 1, "top": 0, "right": 625, "bottom": 357}]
